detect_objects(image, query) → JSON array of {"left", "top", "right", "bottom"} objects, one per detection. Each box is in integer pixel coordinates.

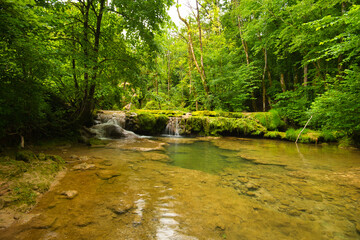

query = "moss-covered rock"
[
  {"left": 181, "top": 116, "right": 267, "bottom": 137},
  {"left": 125, "top": 112, "right": 169, "bottom": 135},
  {"left": 250, "top": 110, "right": 285, "bottom": 131},
  {"left": 15, "top": 151, "right": 38, "bottom": 163}
]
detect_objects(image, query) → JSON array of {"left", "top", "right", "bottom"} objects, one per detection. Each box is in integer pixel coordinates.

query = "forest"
[{"left": 1, "top": 0, "right": 359, "bottom": 145}]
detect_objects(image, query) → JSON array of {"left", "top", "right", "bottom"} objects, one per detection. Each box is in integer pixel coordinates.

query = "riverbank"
[
  {"left": 0, "top": 148, "right": 66, "bottom": 229},
  {"left": 97, "top": 109, "right": 347, "bottom": 145}
]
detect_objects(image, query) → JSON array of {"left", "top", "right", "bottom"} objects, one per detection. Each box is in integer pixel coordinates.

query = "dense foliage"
[{"left": 0, "top": 0, "right": 359, "bottom": 144}]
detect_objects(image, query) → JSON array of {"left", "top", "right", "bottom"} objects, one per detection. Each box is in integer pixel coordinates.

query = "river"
[{"left": 1, "top": 137, "right": 359, "bottom": 239}]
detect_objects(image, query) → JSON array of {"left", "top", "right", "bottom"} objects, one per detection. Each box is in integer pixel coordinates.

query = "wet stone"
[
  {"left": 245, "top": 182, "right": 259, "bottom": 191},
  {"left": 287, "top": 209, "right": 302, "bottom": 217},
  {"left": 280, "top": 200, "right": 291, "bottom": 206},
  {"left": 96, "top": 170, "right": 121, "bottom": 180},
  {"left": 99, "top": 160, "right": 113, "bottom": 166},
  {"left": 60, "top": 190, "right": 78, "bottom": 199},
  {"left": 72, "top": 163, "right": 96, "bottom": 171},
  {"left": 238, "top": 177, "right": 249, "bottom": 183},
  {"left": 356, "top": 223, "right": 360, "bottom": 234},
  {"left": 30, "top": 215, "right": 57, "bottom": 229},
  {"left": 107, "top": 200, "right": 134, "bottom": 215},
  {"left": 74, "top": 217, "right": 94, "bottom": 227},
  {"left": 246, "top": 191, "right": 256, "bottom": 196}
]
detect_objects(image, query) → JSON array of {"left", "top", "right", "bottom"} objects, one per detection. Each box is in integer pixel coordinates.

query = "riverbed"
[{"left": 1, "top": 137, "right": 359, "bottom": 239}]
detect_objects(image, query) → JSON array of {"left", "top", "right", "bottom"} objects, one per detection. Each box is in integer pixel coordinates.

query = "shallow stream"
[{"left": 1, "top": 137, "right": 360, "bottom": 239}]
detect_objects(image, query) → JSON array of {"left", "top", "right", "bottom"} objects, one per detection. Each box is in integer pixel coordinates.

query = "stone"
[
  {"left": 356, "top": 223, "right": 360, "bottom": 234},
  {"left": 74, "top": 217, "right": 94, "bottom": 227},
  {"left": 287, "top": 209, "right": 302, "bottom": 217},
  {"left": 96, "top": 170, "right": 121, "bottom": 180},
  {"left": 30, "top": 215, "right": 57, "bottom": 229},
  {"left": 100, "top": 160, "right": 113, "bottom": 166},
  {"left": 0, "top": 198, "right": 4, "bottom": 210},
  {"left": 280, "top": 200, "right": 291, "bottom": 206},
  {"left": 72, "top": 163, "right": 96, "bottom": 171},
  {"left": 60, "top": 190, "right": 78, "bottom": 199},
  {"left": 245, "top": 182, "right": 259, "bottom": 191},
  {"left": 107, "top": 200, "right": 134, "bottom": 215},
  {"left": 238, "top": 177, "right": 249, "bottom": 183},
  {"left": 246, "top": 191, "right": 256, "bottom": 196}
]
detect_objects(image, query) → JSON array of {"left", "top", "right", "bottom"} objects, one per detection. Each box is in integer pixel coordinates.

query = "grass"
[{"left": 0, "top": 151, "right": 65, "bottom": 211}]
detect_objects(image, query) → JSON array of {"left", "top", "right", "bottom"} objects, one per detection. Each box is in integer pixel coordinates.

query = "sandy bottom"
[{"left": 0, "top": 137, "right": 359, "bottom": 240}]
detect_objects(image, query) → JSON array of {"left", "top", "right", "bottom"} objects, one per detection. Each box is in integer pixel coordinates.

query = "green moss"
[
  {"left": 251, "top": 110, "right": 285, "bottom": 131},
  {"left": 264, "top": 131, "right": 286, "bottom": 139},
  {"left": 192, "top": 111, "right": 219, "bottom": 117},
  {"left": 15, "top": 150, "right": 38, "bottom": 163},
  {"left": 0, "top": 151, "right": 65, "bottom": 211},
  {"left": 182, "top": 116, "right": 266, "bottom": 137},
  {"left": 338, "top": 136, "right": 354, "bottom": 148},
  {"left": 89, "top": 138, "right": 109, "bottom": 146}
]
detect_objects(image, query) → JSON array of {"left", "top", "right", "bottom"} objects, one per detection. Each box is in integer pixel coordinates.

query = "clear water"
[
  {"left": 167, "top": 141, "right": 255, "bottom": 174},
  {"left": 2, "top": 137, "right": 360, "bottom": 240}
]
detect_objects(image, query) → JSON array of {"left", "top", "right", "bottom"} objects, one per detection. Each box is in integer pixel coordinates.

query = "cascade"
[
  {"left": 88, "top": 111, "right": 138, "bottom": 139},
  {"left": 165, "top": 117, "right": 181, "bottom": 137}
]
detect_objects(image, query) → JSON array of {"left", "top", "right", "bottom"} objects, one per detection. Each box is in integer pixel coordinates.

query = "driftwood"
[{"left": 296, "top": 115, "right": 313, "bottom": 143}]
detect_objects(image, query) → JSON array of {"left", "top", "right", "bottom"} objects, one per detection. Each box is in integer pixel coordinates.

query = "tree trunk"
[
  {"left": 303, "top": 64, "right": 308, "bottom": 86},
  {"left": 280, "top": 73, "right": 286, "bottom": 92},
  {"left": 262, "top": 47, "right": 268, "bottom": 112},
  {"left": 177, "top": 0, "right": 208, "bottom": 96},
  {"left": 167, "top": 50, "right": 171, "bottom": 96}
]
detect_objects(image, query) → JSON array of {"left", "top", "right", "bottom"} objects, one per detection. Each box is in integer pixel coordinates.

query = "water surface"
[{"left": 1, "top": 137, "right": 359, "bottom": 240}]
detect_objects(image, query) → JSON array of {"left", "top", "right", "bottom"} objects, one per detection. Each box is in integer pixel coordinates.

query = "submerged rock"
[
  {"left": 60, "top": 190, "right": 78, "bottom": 199},
  {"left": 72, "top": 163, "right": 96, "bottom": 171},
  {"left": 107, "top": 200, "right": 134, "bottom": 215},
  {"left": 95, "top": 170, "right": 121, "bottom": 180}
]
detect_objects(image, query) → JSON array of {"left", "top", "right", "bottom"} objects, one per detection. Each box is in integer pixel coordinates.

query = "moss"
[
  {"left": 182, "top": 116, "right": 266, "bottom": 137},
  {"left": 89, "top": 138, "right": 108, "bottom": 146},
  {"left": 338, "top": 136, "right": 354, "bottom": 148},
  {"left": 192, "top": 111, "right": 219, "bottom": 117},
  {"left": 15, "top": 150, "right": 38, "bottom": 163},
  {"left": 251, "top": 110, "right": 285, "bottom": 131},
  {"left": 319, "top": 131, "right": 337, "bottom": 142},
  {"left": 0, "top": 151, "right": 65, "bottom": 210},
  {"left": 264, "top": 131, "right": 286, "bottom": 140}
]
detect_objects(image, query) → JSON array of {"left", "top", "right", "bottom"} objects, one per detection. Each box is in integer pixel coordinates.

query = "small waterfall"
[
  {"left": 165, "top": 117, "right": 181, "bottom": 137},
  {"left": 87, "top": 111, "right": 138, "bottom": 139}
]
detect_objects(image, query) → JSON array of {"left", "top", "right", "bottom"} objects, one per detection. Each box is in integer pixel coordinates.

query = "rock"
[
  {"left": 15, "top": 150, "right": 38, "bottom": 162},
  {"left": 287, "top": 209, "right": 302, "bottom": 217},
  {"left": 280, "top": 200, "right": 291, "bottom": 206},
  {"left": 133, "top": 215, "right": 142, "bottom": 227},
  {"left": 46, "top": 155, "right": 65, "bottom": 164},
  {"left": 355, "top": 223, "right": 360, "bottom": 234},
  {"left": 96, "top": 170, "right": 121, "bottom": 180},
  {"left": 245, "top": 182, "right": 259, "bottom": 191},
  {"left": 79, "top": 156, "right": 89, "bottom": 161},
  {"left": 72, "top": 163, "right": 96, "bottom": 171},
  {"left": 74, "top": 217, "right": 94, "bottom": 227},
  {"left": 100, "top": 160, "right": 113, "bottom": 166},
  {"left": 107, "top": 200, "right": 134, "bottom": 215},
  {"left": 0, "top": 198, "right": 4, "bottom": 210},
  {"left": 60, "top": 190, "right": 78, "bottom": 199},
  {"left": 246, "top": 191, "right": 256, "bottom": 196},
  {"left": 30, "top": 215, "right": 57, "bottom": 229},
  {"left": 238, "top": 177, "right": 249, "bottom": 183}
]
